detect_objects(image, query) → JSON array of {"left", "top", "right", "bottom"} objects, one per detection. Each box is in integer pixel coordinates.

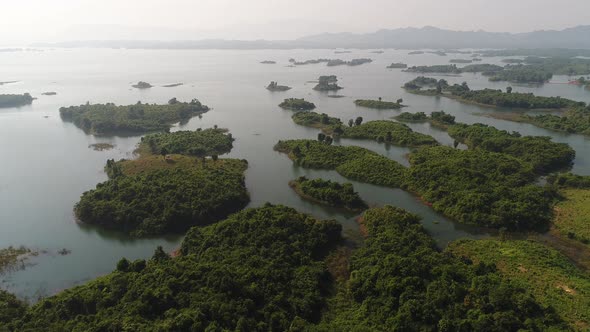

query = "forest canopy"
[{"left": 140, "top": 128, "right": 234, "bottom": 157}]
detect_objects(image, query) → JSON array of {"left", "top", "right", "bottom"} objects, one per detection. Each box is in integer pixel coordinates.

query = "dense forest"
[
  {"left": 448, "top": 123, "right": 575, "bottom": 173},
  {"left": 289, "top": 176, "right": 368, "bottom": 211},
  {"left": 0, "top": 93, "right": 34, "bottom": 108},
  {"left": 276, "top": 139, "right": 556, "bottom": 230},
  {"left": 340, "top": 120, "right": 439, "bottom": 147},
  {"left": 279, "top": 98, "right": 316, "bottom": 110},
  {"left": 140, "top": 128, "right": 234, "bottom": 157},
  {"left": 59, "top": 99, "right": 209, "bottom": 134},
  {"left": 2, "top": 205, "right": 570, "bottom": 331},
  {"left": 75, "top": 156, "right": 249, "bottom": 236},
  {"left": 523, "top": 107, "right": 590, "bottom": 135}
]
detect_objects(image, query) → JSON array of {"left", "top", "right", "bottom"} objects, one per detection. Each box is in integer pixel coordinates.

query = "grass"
[
  {"left": 554, "top": 189, "right": 590, "bottom": 247},
  {"left": 448, "top": 239, "right": 590, "bottom": 331}
]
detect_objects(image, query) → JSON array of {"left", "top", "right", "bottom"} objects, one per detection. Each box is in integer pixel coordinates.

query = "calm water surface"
[{"left": 1, "top": 49, "right": 589, "bottom": 300}]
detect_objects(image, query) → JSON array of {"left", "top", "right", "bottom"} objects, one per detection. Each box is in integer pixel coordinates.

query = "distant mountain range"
[{"left": 32, "top": 25, "right": 590, "bottom": 50}]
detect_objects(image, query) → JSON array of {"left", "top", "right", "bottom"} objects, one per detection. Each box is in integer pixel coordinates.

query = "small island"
[
  {"left": 387, "top": 63, "right": 408, "bottom": 69},
  {"left": 449, "top": 59, "right": 473, "bottom": 64},
  {"left": 260, "top": 60, "right": 276, "bottom": 64},
  {"left": 0, "top": 93, "right": 34, "bottom": 108},
  {"left": 289, "top": 176, "right": 368, "bottom": 212},
  {"left": 266, "top": 81, "right": 292, "bottom": 91},
  {"left": 41, "top": 92, "right": 57, "bottom": 96},
  {"left": 408, "top": 51, "right": 424, "bottom": 55},
  {"left": 404, "top": 65, "right": 461, "bottom": 74},
  {"left": 292, "top": 111, "right": 342, "bottom": 129},
  {"left": 395, "top": 110, "right": 456, "bottom": 129},
  {"left": 60, "top": 98, "right": 210, "bottom": 135},
  {"left": 162, "top": 83, "right": 183, "bottom": 88},
  {"left": 354, "top": 98, "right": 404, "bottom": 109},
  {"left": 313, "top": 75, "right": 343, "bottom": 91},
  {"left": 75, "top": 129, "right": 249, "bottom": 237},
  {"left": 279, "top": 98, "right": 316, "bottom": 111},
  {"left": 327, "top": 58, "right": 372, "bottom": 67},
  {"left": 132, "top": 81, "right": 153, "bottom": 89},
  {"left": 140, "top": 128, "right": 234, "bottom": 157}
]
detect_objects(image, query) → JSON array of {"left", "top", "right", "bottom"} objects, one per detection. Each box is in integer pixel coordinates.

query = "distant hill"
[{"left": 32, "top": 25, "right": 590, "bottom": 50}]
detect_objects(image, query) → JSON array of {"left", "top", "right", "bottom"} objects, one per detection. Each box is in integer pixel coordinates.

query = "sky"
[{"left": 1, "top": 0, "right": 589, "bottom": 43}]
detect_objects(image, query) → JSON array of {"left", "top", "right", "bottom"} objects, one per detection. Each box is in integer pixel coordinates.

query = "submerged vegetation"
[
  {"left": 279, "top": 98, "right": 316, "bottom": 110},
  {"left": 0, "top": 93, "right": 34, "bottom": 108},
  {"left": 289, "top": 176, "right": 368, "bottom": 211},
  {"left": 59, "top": 99, "right": 210, "bottom": 135}
]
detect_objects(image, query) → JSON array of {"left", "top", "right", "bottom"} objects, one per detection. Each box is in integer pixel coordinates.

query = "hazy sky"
[{"left": 1, "top": 0, "right": 589, "bottom": 42}]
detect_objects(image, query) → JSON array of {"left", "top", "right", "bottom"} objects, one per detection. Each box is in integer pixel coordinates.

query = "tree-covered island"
[
  {"left": 279, "top": 98, "right": 316, "bottom": 110},
  {"left": 0, "top": 93, "right": 34, "bottom": 108},
  {"left": 289, "top": 176, "right": 368, "bottom": 211},
  {"left": 59, "top": 98, "right": 210, "bottom": 135},
  {"left": 313, "top": 75, "right": 343, "bottom": 91},
  {"left": 354, "top": 98, "right": 404, "bottom": 109},
  {"left": 266, "top": 81, "right": 291, "bottom": 91}
]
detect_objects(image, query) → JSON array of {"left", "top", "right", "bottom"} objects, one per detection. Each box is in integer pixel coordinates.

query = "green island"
[
  {"left": 447, "top": 123, "right": 576, "bottom": 173},
  {"left": 276, "top": 140, "right": 556, "bottom": 230},
  {"left": 288, "top": 176, "right": 368, "bottom": 211},
  {"left": 260, "top": 60, "right": 276, "bottom": 64},
  {"left": 408, "top": 50, "right": 424, "bottom": 55},
  {"left": 266, "top": 81, "right": 291, "bottom": 91},
  {"left": 140, "top": 128, "right": 234, "bottom": 157},
  {"left": 460, "top": 63, "right": 504, "bottom": 73},
  {"left": 313, "top": 75, "right": 343, "bottom": 91},
  {"left": 516, "top": 107, "right": 590, "bottom": 135},
  {"left": 404, "top": 78, "right": 585, "bottom": 110},
  {"left": 279, "top": 98, "right": 316, "bottom": 110},
  {"left": 293, "top": 58, "right": 331, "bottom": 65},
  {"left": 395, "top": 110, "right": 456, "bottom": 128},
  {"left": 3, "top": 205, "right": 570, "bottom": 330},
  {"left": 41, "top": 92, "right": 57, "bottom": 96},
  {"left": 0, "top": 93, "right": 34, "bottom": 108},
  {"left": 326, "top": 58, "right": 372, "bottom": 66},
  {"left": 275, "top": 140, "right": 406, "bottom": 188},
  {"left": 353, "top": 98, "right": 404, "bottom": 109},
  {"left": 291, "top": 112, "right": 439, "bottom": 147},
  {"left": 448, "top": 239, "right": 590, "bottom": 330},
  {"left": 75, "top": 129, "right": 248, "bottom": 237},
  {"left": 403, "top": 64, "right": 461, "bottom": 74},
  {"left": 386, "top": 62, "right": 407, "bottom": 68},
  {"left": 132, "top": 81, "right": 152, "bottom": 89},
  {"left": 59, "top": 98, "right": 209, "bottom": 135},
  {"left": 449, "top": 59, "right": 472, "bottom": 63},
  {"left": 486, "top": 65, "right": 553, "bottom": 84}
]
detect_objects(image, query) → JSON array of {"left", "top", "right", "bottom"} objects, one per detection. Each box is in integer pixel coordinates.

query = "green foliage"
[
  {"left": 291, "top": 111, "right": 342, "bottom": 128},
  {"left": 315, "top": 206, "right": 565, "bottom": 331},
  {"left": 430, "top": 110, "right": 456, "bottom": 125},
  {"left": 404, "top": 146, "right": 554, "bottom": 230},
  {"left": 279, "top": 98, "right": 316, "bottom": 110},
  {"left": 274, "top": 140, "right": 406, "bottom": 187},
  {"left": 524, "top": 107, "right": 590, "bottom": 135},
  {"left": 403, "top": 76, "right": 441, "bottom": 90},
  {"left": 548, "top": 172, "right": 590, "bottom": 189},
  {"left": 141, "top": 128, "right": 234, "bottom": 157},
  {"left": 59, "top": 99, "right": 209, "bottom": 134},
  {"left": 448, "top": 239, "right": 590, "bottom": 330},
  {"left": 290, "top": 176, "right": 368, "bottom": 211},
  {"left": 353, "top": 99, "right": 403, "bottom": 109},
  {"left": 460, "top": 63, "right": 504, "bottom": 73},
  {"left": 0, "top": 93, "right": 33, "bottom": 108},
  {"left": 341, "top": 120, "right": 439, "bottom": 147},
  {"left": 448, "top": 123, "right": 575, "bottom": 173},
  {"left": 451, "top": 88, "right": 583, "bottom": 109},
  {"left": 8, "top": 205, "right": 342, "bottom": 331},
  {"left": 0, "top": 290, "right": 26, "bottom": 326},
  {"left": 386, "top": 62, "right": 407, "bottom": 68},
  {"left": 75, "top": 157, "right": 249, "bottom": 237},
  {"left": 487, "top": 65, "right": 553, "bottom": 83},
  {"left": 394, "top": 112, "right": 428, "bottom": 122},
  {"left": 404, "top": 64, "right": 461, "bottom": 74},
  {"left": 522, "top": 56, "right": 590, "bottom": 75}
]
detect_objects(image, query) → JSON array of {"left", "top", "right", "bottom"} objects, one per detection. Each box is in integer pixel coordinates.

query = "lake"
[{"left": 1, "top": 48, "right": 589, "bottom": 300}]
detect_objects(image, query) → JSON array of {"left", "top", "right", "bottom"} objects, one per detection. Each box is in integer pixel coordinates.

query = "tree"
[
  {"left": 211, "top": 155, "right": 218, "bottom": 162},
  {"left": 152, "top": 246, "right": 170, "bottom": 262},
  {"left": 333, "top": 126, "right": 344, "bottom": 135},
  {"left": 168, "top": 97, "right": 178, "bottom": 105},
  {"left": 385, "top": 131, "right": 393, "bottom": 142},
  {"left": 318, "top": 133, "right": 326, "bottom": 142},
  {"left": 378, "top": 97, "right": 382, "bottom": 102},
  {"left": 160, "top": 147, "right": 168, "bottom": 159},
  {"left": 325, "top": 136, "right": 333, "bottom": 145},
  {"left": 397, "top": 98, "right": 403, "bottom": 104},
  {"left": 348, "top": 119, "right": 354, "bottom": 127},
  {"left": 453, "top": 140, "right": 459, "bottom": 149},
  {"left": 355, "top": 117, "right": 363, "bottom": 126},
  {"left": 507, "top": 86, "right": 513, "bottom": 94},
  {"left": 292, "top": 146, "right": 302, "bottom": 158}
]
